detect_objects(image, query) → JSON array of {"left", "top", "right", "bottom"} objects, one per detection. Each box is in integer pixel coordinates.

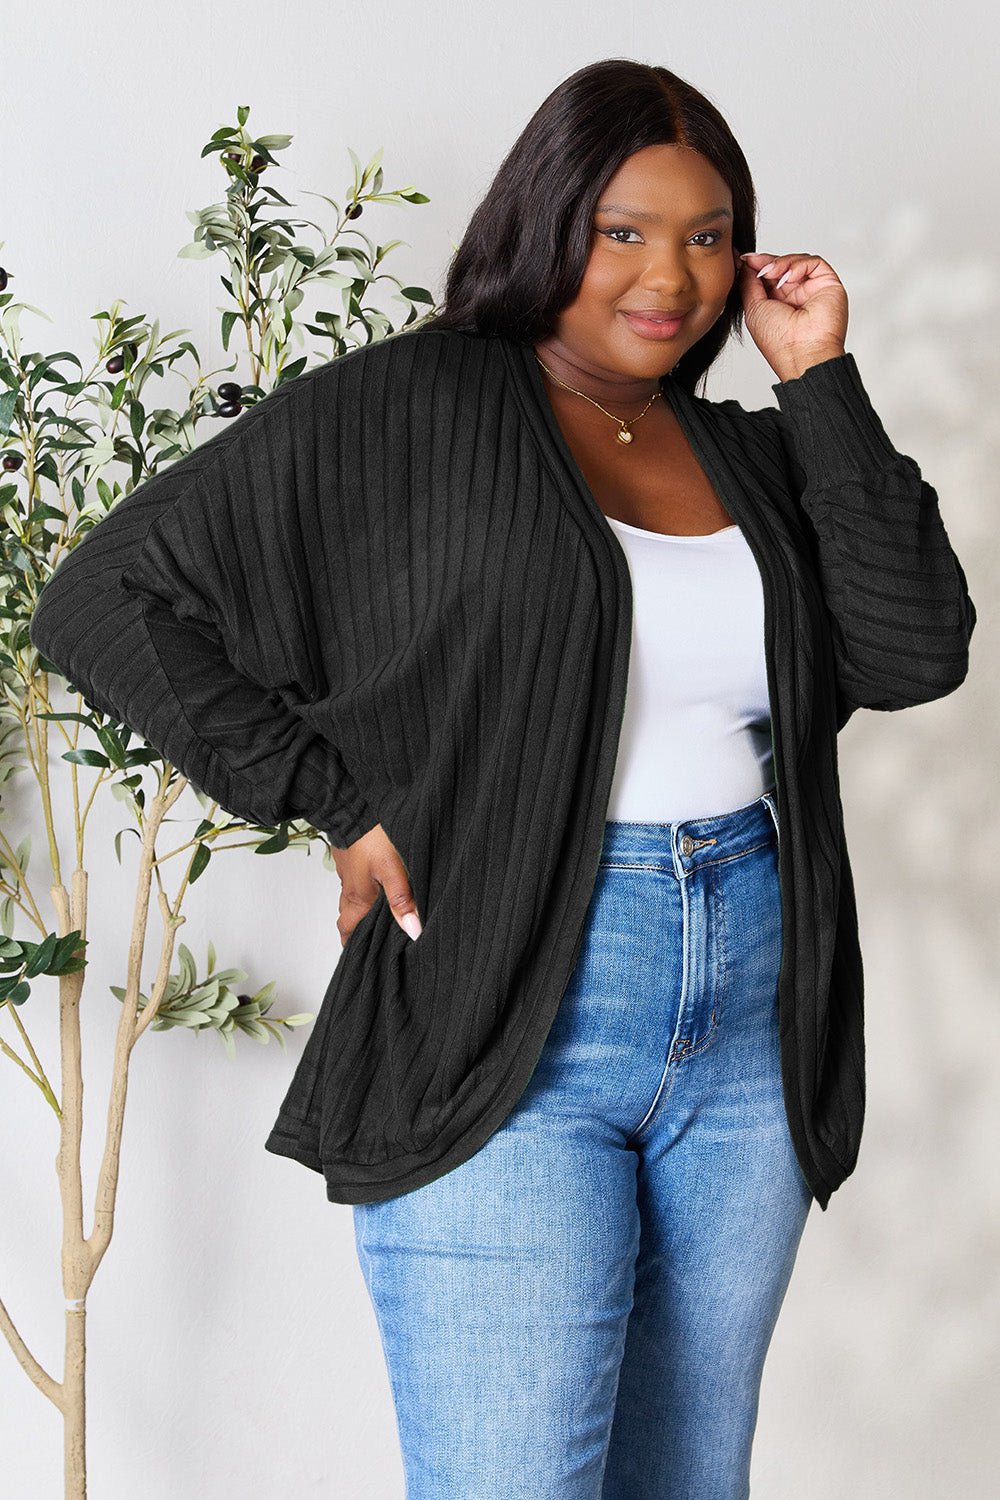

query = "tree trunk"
[{"left": 63, "top": 1302, "right": 86, "bottom": 1498}]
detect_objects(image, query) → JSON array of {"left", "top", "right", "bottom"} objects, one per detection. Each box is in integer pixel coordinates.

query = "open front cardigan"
[{"left": 28, "top": 327, "right": 975, "bottom": 1209}]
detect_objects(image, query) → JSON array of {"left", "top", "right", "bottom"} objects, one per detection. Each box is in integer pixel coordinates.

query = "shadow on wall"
[
  {"left": 833, "top": 196, "right": 999, "bottom": 1094},
  {"left": 745, "top": 202, "right": 1000, "bottom": 1499},
  {"left": 799, "top": 200, "right": 1000, "bottom": 1487}
]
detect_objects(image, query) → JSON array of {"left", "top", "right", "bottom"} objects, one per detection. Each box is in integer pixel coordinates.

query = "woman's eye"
[
  {"left": 689, "top": 230, "right": 724, "bottom": 246},
  {"left": 601, "top": 226, "right": 642, "bottom": 244}
]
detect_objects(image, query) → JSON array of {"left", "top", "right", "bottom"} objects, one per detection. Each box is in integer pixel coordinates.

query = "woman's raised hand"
[
  {"left": 329, "top": 824, "right": 422, "bottom": 946},
  {"left": 737, "top": 251, "right": 849, "bottom": 384}
]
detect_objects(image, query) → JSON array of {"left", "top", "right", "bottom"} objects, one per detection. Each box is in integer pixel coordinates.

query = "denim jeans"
[{"left": 353, "top": 793, "right": 813, "bottom": 1499}]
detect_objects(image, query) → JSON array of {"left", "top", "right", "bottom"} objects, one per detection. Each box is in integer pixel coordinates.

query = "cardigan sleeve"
[
  {"left": 28, "top": 381, "right": 380, "bottom": 849},
  {"left": 767, "top": 352, "right": 976, "bottom": 713}
]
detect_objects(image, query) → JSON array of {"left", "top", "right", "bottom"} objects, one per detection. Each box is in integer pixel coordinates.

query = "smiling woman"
[
  {"left": 359, "top": 57, "right": 969, "bottom": 1496},
  {"left": 531, "top": 143, "right": 746, "bottom": 533},
  {"left": 28, "top": 51, "right": 976, "bottom": 1500},
  {"left": 554, "top": 148, "right": 734, "bottom": 378}
]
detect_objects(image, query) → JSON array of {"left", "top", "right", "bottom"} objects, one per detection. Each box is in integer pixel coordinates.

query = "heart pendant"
[{"left": 617, "top": 428, "right": 633, "bottom": 444}]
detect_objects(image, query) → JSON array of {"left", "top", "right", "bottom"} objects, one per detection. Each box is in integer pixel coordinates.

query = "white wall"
[{"left": 2, "top": 2, "right": 998, "bottom": 1495}]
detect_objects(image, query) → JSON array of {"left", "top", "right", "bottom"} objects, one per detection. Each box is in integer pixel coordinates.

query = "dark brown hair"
[{"left": 428, "top": 58, "right": 758, "bottom": 395}]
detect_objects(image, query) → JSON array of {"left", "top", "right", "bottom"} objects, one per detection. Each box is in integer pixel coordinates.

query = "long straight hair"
[{"left": 428, "top": 59, "right": 758, "bottom": 396}]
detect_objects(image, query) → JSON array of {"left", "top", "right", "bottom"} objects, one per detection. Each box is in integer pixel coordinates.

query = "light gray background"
[{"left": 2, "top": 2, "right": 997, "bottom": 1495}]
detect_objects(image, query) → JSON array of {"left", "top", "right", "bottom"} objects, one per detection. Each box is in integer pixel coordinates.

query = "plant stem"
[
  {"left": 49, "top": 869, "right": 89, "bottom": 1500},
  {"left": 0, "top": 827, "right": 47, "bottom": 934},
  {"left": 0, "top": 1291, "right": 62, "bottom": 1407},
  {"left": 29, "top": 677, "right": 63, "bottom": 888},
  {"left": 0, "top": 1010, "right": 61, "bottom": 1115},
  {"left": 87, "top": 772, "right": 187, "bottom": 1268}
]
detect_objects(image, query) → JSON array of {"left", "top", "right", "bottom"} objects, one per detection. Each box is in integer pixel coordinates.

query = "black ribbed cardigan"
[{"left": 28, "top": 327, "right": 976, "bottom": 1208}]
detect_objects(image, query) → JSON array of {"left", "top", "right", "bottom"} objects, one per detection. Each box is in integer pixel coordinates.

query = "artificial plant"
[{"left": 0, "top": 106, "right": 433, "bottom": 1498}]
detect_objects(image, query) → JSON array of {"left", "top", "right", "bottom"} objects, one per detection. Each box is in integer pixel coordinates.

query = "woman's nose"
[{"left": 639, "top": 248, "right": 692, "bottom": 293}]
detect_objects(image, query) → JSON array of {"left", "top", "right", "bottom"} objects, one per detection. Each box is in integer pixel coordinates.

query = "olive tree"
[{"left": 0, "top": 107, "right": 433, "bottom": 1498}]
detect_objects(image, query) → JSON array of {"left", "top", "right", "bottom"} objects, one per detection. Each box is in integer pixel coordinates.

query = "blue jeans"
[{"left": 353, "top": 793, "right": 813, "bottom": 1499}]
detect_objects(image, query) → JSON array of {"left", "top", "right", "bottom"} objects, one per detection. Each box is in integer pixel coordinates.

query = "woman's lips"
[{"left": 619, "top": 309, "right": 688, "bottom": 340}]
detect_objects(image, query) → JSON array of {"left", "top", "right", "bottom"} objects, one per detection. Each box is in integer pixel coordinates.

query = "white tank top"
[{"left": 604, "top": 515, "right": 775, "bottom": 824}]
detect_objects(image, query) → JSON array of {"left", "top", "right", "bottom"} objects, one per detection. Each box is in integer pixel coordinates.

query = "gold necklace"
[{"left": 535, "top": 353, "right": 661, "bottom": 445}]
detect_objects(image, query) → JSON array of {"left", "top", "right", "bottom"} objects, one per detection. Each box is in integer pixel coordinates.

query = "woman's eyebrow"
[{"left": 594, "top": 204, "right": 733, "bottom": 226}]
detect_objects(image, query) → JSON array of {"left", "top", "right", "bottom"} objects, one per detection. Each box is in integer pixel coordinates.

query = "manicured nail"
[
  {"left": 775, "top": 269, "right": 792, "bottom": 289},
  {"left": 401, "top": 912, "right": 422, "bottom": 941},
  {"left": 756, "top": 261, "right": 777, "bottom": 278}
]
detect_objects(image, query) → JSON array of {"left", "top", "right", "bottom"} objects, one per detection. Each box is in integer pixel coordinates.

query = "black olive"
[
  {"left": 218, "top": 401, "right": 242, "bottom": 418},
  {"left": 250, "top": 155, "right": 266, "bottom": 173},
  {"left": 106, "top": 355, "right": 125, "bottom": 374},
  {"left": 2, "top": 451, "right": 23, "bottom": 471},
  {"left": 217, "top": 381, "right": 242, "bottom": 402},
  {"left": 0, "top": 268, "right": 8, "bottom": 292},
  {"left": 346, "top": 202, "right": 363, "bottom": 219}
]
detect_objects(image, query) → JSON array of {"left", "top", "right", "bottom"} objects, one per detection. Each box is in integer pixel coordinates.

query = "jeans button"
[{"left": 679, "top": 834, "right": 695, "bottom": 856}]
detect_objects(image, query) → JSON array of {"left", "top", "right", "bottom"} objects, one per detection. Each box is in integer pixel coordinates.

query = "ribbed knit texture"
[{"left": 28, "top": 330, "right": 976, "bottom": 1207}]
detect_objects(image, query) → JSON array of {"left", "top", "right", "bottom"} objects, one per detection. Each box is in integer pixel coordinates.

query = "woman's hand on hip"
[
  {"left": 329, "top": 824, "right": 422, "bottom": 946},
  {"left": 737, "top": 251, "right": 849, "bottom": 383}
]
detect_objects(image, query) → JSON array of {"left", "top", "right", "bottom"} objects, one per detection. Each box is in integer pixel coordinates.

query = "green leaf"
[
  {"left": 33, "top": 711, "right": 98, "bottom": 726},
  {"left": 177, "top": 943, "right": 197, "bottom": 993},
  {"left": 275, "top": 356, "right": 307, "bottom": 386},
  {"left": 189, "top": 841, "right": 211, "bottom": 883},
  {"left": 237, "top": 105, "right": 250, "bottom": 127},
  {"left": 95, "top": 725, "right": 127, "bottom": 768},
  {"left": 50, "top": 930, "right": 84, "bottom": 969},
  {"left": 123, "top": 748, "right": 159, "bottom": 768},
  {"left": 254, "top": 822, "right": 290, "bottom": 854},
  {"left": 22, "top": 931, "right": 57, "bottom": 979},
  {"left": 177, "top": 242, "right": 217, "bottom": 261},
  {"left": 0, "top": 389, "right": 17, "bottom": 434},
  {"left": 220, "top": 309, "right": 238, "bottom": 352},
  {"left": 237, "top": 1018, "right": 270, "bottom": 1043},
  {"left": 114, "top": 827, "right": 131, "bottom": 864},
  {"left": 61, "top": 748, "right": 111, "bottom": 769},
  {"left": 211, "top": 968, "right": 246, "bottom": 988},
  {"left": 27, "top": 502, "right": 67, "bottom": 524},
  {"left": 0, "top": 897, "right": 13, "bottom": 937}
]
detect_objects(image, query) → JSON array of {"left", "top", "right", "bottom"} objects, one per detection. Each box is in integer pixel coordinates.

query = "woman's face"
[{"left": 548, "top": 143, "right": 738, "bottom": 383}]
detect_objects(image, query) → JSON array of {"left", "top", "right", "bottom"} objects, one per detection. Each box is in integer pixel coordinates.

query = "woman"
[{"left": 30, "top": 58, "right": 975, "bottom": 1500}]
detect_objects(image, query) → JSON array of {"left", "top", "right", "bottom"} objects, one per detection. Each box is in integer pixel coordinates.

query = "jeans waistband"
[{"left": 600, "top": 792, "right": 779, "bottom": 876}]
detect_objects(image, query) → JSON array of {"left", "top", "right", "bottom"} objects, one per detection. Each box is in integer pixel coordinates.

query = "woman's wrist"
[{"left": 770, "top": 344, "right": 847, "bottom": 384}]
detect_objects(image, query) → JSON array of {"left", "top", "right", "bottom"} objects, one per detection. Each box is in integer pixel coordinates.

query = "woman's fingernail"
[
  {"left": 401, "top": 912, "right": 422, "bottom": 941},
  {"left": 776, "top": 269, "right": 792, "bottom": 288},
  {"left": 756, "top": 261, "right": 777, "bottom": 278}
]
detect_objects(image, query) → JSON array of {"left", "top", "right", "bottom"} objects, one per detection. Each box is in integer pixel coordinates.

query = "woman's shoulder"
[{"left": 311, "top": 321, "right": 497, "bottom": 384}]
